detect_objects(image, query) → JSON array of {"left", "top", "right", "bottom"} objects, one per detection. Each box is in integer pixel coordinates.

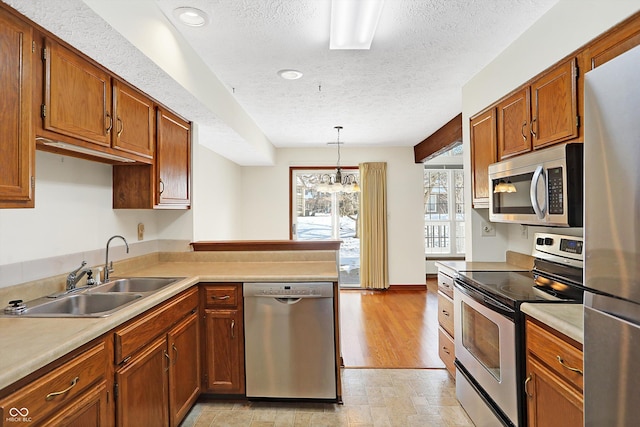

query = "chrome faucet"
[
  {"left": 66, "top": 261, "right": 92, "bottom": 291},
  {"left": 105, "top": 235, "right": 129, "bottom": 282}
]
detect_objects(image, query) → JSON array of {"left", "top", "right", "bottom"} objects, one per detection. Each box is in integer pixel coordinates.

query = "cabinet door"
[
  {"left": 43, "top": 38, "right": 111, "bottom": 146},
  {"left": 112, "top": 80, "right": 154, "bottom": 160},
  {"left": 203, "top": 309, "right": 245, "bottom": 394},
  {"left": 0, "top": 9, "right": 34, "bottom": 207},
  {"left": 526, "top": 357, "right": 583, "bottom": 427},
  {"left": 168, "top": 311, "right": 200, "bottom": 427},
  {"left": 116, "top": 336, "right": 169, "bottom": 427},
  {"left": 531, "top": 59, "right": 578, "bottom": 149},
  {"left": 470, "top": 108, "right": 497, "bottom": 208},
  {"left": 156, "top": 108, "right": 190, "bottom": 207},
  {"left": 497, "top": 87, "right": 531, "bottom": 159}
]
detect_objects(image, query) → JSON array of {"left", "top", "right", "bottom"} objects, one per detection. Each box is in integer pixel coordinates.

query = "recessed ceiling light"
[
  {"left": 173, "top": 7, "right": 208, "bottom": 27},
  {"left": 277, "top": 69, "right": 304, "bottom": 80}
]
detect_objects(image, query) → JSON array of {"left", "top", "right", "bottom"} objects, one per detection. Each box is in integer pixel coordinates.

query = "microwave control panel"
[{"left": 548, "top": 167, "right": 564, "bottom": 214}]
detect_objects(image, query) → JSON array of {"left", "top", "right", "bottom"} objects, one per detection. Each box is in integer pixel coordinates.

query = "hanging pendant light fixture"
[{"left": 316, "top": 126, "right": 360, "bottom": 194}]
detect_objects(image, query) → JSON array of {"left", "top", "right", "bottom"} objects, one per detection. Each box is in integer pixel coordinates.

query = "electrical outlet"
[
  {"left": 137, "top": 223, "right": 145, "bottom": 241},
  {"left": 481, "top": 222, "right": 495, "bottom": 237},
  {"left": 520, "top": 224, "right": 528, "bottom": 238}
]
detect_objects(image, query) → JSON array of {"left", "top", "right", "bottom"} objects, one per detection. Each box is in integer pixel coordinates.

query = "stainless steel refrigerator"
[{"left": 583, "top": 44, "right": 640, "bottom": 426}]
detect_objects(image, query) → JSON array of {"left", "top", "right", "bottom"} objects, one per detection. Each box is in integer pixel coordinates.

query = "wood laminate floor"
[{"left": 339, "top": 282, "right": 445, "bottom": 369}]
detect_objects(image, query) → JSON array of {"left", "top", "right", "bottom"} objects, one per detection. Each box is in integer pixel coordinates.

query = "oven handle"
[{"left": 454, "top": 280, "right": 516, "bottom": 318}]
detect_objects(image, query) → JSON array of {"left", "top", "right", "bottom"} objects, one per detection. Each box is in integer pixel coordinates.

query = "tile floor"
[{"left": 179, "top": 369, "right": 474, "bottom": 427}]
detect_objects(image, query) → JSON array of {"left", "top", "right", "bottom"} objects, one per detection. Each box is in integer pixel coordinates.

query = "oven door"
[{"left": 454, "top": 281, "right": 518, "bottom": 426}]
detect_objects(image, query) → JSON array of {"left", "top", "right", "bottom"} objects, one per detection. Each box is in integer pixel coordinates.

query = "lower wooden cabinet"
[
  {"left": 436, "top": 269, "right": 456, "bottom": 377},
  {"left": 114, "top": 287, "right": 199, "bottom": 427},
  {"left": 0, "top": 339, "right": 111, "bottom": 427},
  {"left": 525, "top": 317, "right": 583, "bottom": 427},
  {"left": 201, "top": 283, "right": 245, "bottom": 394}
]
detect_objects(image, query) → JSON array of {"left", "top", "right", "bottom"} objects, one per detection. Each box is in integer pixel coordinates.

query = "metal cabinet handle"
[
  {"left": 46, "top": 376, "right": 79, "bottom": 401},
  {"left": 117, "top": 117, "right": 123, "bottom": 137},
  {"left": 172, "top": 344, "right": 178, "bottom": 366},
  {"left": 441, "top": 309, "right": 450, "bottom": 317},
  {"left": 524, "top": 375, "right": 533, "bottom": 398},
  {"left": 442, "top": 346, "right": 450, "bottom": 355},
  {"left": 231, "top": 319, "right": 235, "bottom": 339},
  {"left": 212, "top": 295, "right": 230, "bottom": 300},
  {"left": 521, "top": 121, "right": 528, "bottom": 141},
  {"left": 164, "top": 350, "right": 170, "bottom": 372},
  {"left": 530, "top": 117, "right": 537, "bottom": 138},
  {"left": 106, "top": 113, "right": 113, "bottom": 133},
  {"left": 159, "top": 179, "right": 164, "bottom": 195},
  {"left": 556, "top": 356, "right": 583, "bottom": 375}
]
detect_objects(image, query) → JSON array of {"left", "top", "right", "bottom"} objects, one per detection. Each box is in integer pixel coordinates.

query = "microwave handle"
[{"left": 530, "top": 165, "right": 546, "bottom": 219}]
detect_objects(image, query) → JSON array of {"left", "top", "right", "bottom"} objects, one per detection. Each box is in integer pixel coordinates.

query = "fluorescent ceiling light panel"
[{"left": 330, "top": 0, "right": 384, "bottom": 50}]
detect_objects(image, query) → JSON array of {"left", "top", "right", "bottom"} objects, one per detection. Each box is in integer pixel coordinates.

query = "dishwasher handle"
[{"left": 275, "top": 297, "right": 302, "bottom": 304}]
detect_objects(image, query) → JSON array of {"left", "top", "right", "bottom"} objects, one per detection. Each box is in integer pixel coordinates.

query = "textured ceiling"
[{"left": 4, "top": 0, "right": 559, "bottom": 163}]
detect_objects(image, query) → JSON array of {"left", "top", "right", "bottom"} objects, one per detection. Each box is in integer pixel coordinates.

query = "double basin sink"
[{"left": 9, "top": 277, "right": 182, "bottom": 318}]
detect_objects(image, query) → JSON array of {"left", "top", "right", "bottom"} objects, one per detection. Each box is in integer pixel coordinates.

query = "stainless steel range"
[{"left": 454, "top": 232, "right": 584, "bottom": 426}]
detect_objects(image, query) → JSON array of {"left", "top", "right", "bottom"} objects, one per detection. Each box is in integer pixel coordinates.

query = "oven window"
[{"left": 461, "top": 301, "right": 501, "bottom": 380}]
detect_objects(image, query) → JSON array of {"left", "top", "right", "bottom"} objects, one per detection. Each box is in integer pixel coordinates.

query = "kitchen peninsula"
[{"left": 0, "top": 241, "right": 341, "bottom": 426}]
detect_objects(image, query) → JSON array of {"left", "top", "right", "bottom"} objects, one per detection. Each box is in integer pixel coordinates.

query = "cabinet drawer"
[
  {"left": 438, "top": 327, "right": 455, "bottom": 377},
  {"left": 0, "top": 340, "right": 106, "bottom": 427},
  {"left": 203, "top": 285, "right": 239, "bottom": 308},
  {"left": 437, "top": 272, "right": 454, "bottom": 299},
  {"left": 114, "top": 286, "right": 198, "bottom": 364},
  {"left": 437, "top": 292, "right": 454, "bottom": 337},
  {"left": 526, "top": 318, "right": 583, "bottom": 391}
]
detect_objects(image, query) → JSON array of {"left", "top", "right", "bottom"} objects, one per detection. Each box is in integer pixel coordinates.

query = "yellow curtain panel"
[{"left": 359, "top": 162, "right": 388, "bottom": 289}]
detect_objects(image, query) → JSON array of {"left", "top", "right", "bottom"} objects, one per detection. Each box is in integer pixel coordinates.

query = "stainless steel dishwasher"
[{"left": 243, "top": 282, "right": 337, "bottom": 400}]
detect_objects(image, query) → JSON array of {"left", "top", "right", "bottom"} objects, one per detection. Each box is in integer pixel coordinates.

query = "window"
[
  {"left": 424, "top": 146, "right": 464, "bottom": 256},
  {"left": 291, "top": 168, "right": 360, "bottom": 286}
]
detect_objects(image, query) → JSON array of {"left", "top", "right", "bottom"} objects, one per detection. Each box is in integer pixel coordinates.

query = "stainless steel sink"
[
  {"left": 21, "top": 293, "right": 143, "bottom": 317},
  {"left": 90, "top": 277, "right": 180, "bottom": 294}
]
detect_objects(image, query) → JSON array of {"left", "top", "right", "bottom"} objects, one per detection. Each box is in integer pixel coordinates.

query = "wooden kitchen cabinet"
[
  {"left": 114, "top": 287, "right": 199, "bottom": 427},
  {"left": 0, "top": 338, "right": 111, "bottom": 427},
  {"left": 530, "top": 58, "right": 579, "bottom": 149},
  {"left": 497, "top": 87, "right": 531, "bottom": 159},
  {"left": 0, "top": 6, "right": 35, "bottom": 208},
  {"left": 470, "top": 107, "right": 497, "bottom": 208},
  {"left": 42, "top": 38, "right": 112, "bottom": 147},
  {"left": 437, "top": 268, "right": 456, "bottom": 377},
  {"left": 525, "top": 317, "right": 583, "bottom": 427},
  {"left": 112, "top": 106, "right": 191, "bottom": 209},
  {"left": 168, "top": 312, "right": 200, "bottom": 427},
  {"left": 111, "top": 80, "right": 154, "bottom": 160},
  {"left": 201, "top": 283, "right": 245, "bottom": 394}
]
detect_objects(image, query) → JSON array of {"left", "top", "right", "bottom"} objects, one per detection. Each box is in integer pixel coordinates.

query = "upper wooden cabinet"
[
  {"left": 584, "top": 12, "right": 640, "bottom": 70},
  {"left": 156, "top": 107, "right": 191, "bottom": 207},
  {"left": 497, "top": 87, "right": 531, "bottom": 159},
  {"left": 112, "top": 107, "right": 191, "bottom": 209},
  {"left": 0, "top": 8, "right": 35, "bottom": 208},
  {"left": 470, "top": 107, "right": 497, "bottom": 208},
  {"left": 43, "top": 38, "right": 111, "bottom": 147},
  {"left": 111, "top": 80, "right": 154, "bottom": 159},
  {"left": 530, "top": 58, "right": 579, "bottom": 149},
  {"left": 38, "top": 38, "right": 154, "bottom": 163}
]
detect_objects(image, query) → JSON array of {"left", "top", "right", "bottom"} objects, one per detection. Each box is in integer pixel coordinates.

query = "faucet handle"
[{"left": 70, "top": 260, "right": 87, "bottom": 276}]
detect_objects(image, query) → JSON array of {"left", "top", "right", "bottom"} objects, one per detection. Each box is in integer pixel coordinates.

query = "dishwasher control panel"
[{"left": 243, "top": 282, "right": 334, "bottom": 298}]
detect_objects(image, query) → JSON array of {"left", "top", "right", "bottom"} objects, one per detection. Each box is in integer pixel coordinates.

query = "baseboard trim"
[{"left": 388, "top": 284, "right": 427, "bottom": 292}]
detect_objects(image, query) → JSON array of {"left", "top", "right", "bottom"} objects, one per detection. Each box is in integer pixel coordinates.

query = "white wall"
[
  {"left": 240, "top": 146, "right": 426, "bottom": 286},
  {"left": 191, "top": 124, "right": 243, "bottom": 240},
  {"left": 462, "top": 0, "right": 640, "bottom": 260}
]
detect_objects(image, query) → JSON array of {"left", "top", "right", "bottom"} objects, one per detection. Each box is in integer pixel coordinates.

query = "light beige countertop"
[
  {"left": 520, "top": 302, "right": 584, "bottom": 344},
  {"left": 0, "top": 260, "right": 338, "bottom": 391}
]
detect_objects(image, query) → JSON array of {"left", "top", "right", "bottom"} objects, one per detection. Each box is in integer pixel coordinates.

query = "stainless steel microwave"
[{"left": 488, "top": 143, "right": 583, "bottom": 227}]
